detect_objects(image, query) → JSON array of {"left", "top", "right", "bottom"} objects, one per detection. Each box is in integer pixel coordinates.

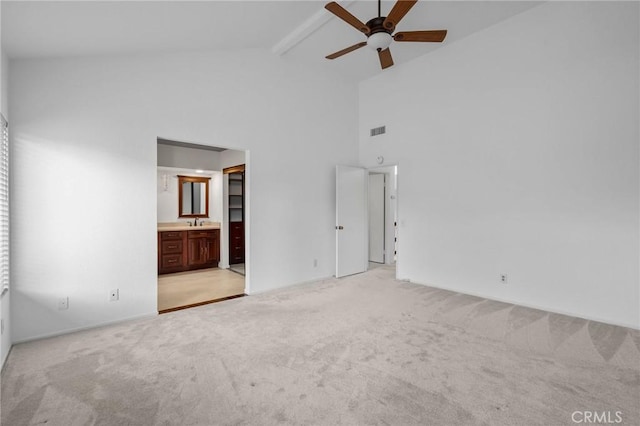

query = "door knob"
[{"left": 336, "top": 226, "right": 344, "bottom": 230}]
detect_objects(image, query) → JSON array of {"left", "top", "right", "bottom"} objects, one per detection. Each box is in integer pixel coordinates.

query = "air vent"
[{"left": 370, "top": 126, "right": 386, "bottom": 137}]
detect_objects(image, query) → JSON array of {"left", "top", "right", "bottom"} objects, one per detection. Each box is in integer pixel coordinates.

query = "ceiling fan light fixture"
[{"left": 367, "top": 32, "right": 392, "bottom": 51}]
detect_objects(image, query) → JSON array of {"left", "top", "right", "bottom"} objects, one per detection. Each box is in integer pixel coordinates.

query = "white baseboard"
[
  {"left": 1, "top": 343, "right": 12, "bottom": 373},
  {"left": 12, "top": 311, "right": 158, "bottom": 345},
  {"left": 408, "top": 279, "right": 640, "bottom": 331},
  {"left": 246, "top": 275, "right": 334, "bottom": 296}
]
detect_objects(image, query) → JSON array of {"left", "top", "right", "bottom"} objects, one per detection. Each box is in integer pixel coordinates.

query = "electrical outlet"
[
  {"left": 58, "top": 297, "right": 69, "bottom": 310},
  {"left": 313, "top": 259, "right": 318, "bottom": 268},
  {"left": 500, "top": 274, "right": 508, "bottom": 284},
  {"left": 109, "top": 289, "right": 119, "bottom": 302}
]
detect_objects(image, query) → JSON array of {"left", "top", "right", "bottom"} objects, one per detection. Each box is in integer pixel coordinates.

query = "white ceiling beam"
[{"left": 272, "top": 0, "right": 356, "bottom": 56}]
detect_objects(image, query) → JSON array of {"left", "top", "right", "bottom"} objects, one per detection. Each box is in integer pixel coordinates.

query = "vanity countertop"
[{"left": 158, "top": 222, "right": 221, "bottom": 232}]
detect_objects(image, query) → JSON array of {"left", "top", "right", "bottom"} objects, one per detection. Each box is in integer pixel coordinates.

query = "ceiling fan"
[{"left": 324, "top": 0, "right": 447, "bottom": 69}]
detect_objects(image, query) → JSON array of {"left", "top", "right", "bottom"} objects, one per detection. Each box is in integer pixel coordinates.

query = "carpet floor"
[{"left": 1, "top": 266, "right": 638, "bottom": 425}]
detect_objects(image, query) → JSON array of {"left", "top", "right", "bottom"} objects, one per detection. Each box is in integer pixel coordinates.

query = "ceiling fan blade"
[
  {"left": 325, "top": 2, "right": 370, "bottom": 34},
  {"left": 383, "top": 0, "right": 418, "bottom": 31},
  {"left": 394, "top": 30, "right": 448, "bottom": 42},
  {"left": 378, "top": 48, "right": 394, "bottom": 69},
  {"left": 326, "top": 42, "right": 368, "bottom": 59}
]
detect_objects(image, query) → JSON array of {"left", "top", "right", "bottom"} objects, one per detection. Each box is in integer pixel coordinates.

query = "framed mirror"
[{"left": 178, "top": 175, "right": 210, "bottom": 218}]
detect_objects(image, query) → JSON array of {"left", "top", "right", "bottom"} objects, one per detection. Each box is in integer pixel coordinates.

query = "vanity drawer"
[
  {"left": 188, "top": 230, "right": 217, "bottom": 239},
  {"left": 160, "top": 231, "right": 185, "bottom": 240},
  {"left": 161, "top": 254, "right": 183, "bottom": 269},
  {"left": 161, "top": 240, "right": 183, "bottom": 254}
]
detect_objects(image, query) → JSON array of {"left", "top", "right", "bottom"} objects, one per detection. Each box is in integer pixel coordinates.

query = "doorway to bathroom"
[{"left": 156, "top": 138, "right": 248, "bottom": 313}]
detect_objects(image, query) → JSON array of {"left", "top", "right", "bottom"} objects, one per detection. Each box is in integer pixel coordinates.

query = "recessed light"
[{"left": 195, "top": 169, "right": 204, "bottom": 173}]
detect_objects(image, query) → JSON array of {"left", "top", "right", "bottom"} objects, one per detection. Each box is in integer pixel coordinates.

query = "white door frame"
[
  {"left": 156, "top": 139, "right": 251, "bottom": 303},
  {"left": 221, "top": 152, "right": 251, "bottom": 294}
]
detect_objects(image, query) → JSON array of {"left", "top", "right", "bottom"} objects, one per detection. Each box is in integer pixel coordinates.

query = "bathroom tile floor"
[{"left": 158, "top": 268, "right": 245, "bottom": 312}]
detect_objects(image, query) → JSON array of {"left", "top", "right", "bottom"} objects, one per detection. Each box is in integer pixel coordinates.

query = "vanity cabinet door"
[
  {"left": 187, "top": 238, "right": 206, "bottom": 266},
  {"left": 205, "top": 230, "right": 220, "bottom": 264},
  {"left": 187, "top": 230, "right": 220, "bottom": 267}
]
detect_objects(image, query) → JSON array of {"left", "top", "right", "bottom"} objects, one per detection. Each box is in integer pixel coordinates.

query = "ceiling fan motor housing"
[{"left": 366, "top": 17, "right": 393, "bottom": 51}]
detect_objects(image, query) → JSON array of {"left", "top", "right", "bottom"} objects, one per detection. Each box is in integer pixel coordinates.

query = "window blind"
[{"left": 0, "top": 114, "right": 8, "bottom": 297}]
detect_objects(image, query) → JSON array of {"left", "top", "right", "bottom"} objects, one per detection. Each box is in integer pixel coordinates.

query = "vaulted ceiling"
[{"left": 2, "top": 1, "right": 541, "bottom": 82}]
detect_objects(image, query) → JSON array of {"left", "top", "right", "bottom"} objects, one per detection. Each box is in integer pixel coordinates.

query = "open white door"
[{"left": 336, "top": 165, "right": 367, "bottom": 278}]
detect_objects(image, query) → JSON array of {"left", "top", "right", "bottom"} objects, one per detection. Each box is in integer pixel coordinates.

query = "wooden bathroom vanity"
[{"left": 158, "top": 224, "right": 220, "bottom": 275}]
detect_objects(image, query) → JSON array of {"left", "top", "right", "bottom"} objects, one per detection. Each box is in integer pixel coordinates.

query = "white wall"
[
  {"left": 359, "top": 2, "right": 639, "bottom": 328},
  {"left": 0, "top": 0, "right": 5, "bottom": 113},
  {"left": 0, "top": 0, "right": 12, "bottom": 367},
  {"left": 156, "top": 167, "right": 222, "bottom": 226},
  {"left": 10, "top": 49, "right": 358, "bottom": 341},
  {"left": 157, "top": 143, "right": 220, "bottom": 171},
  {"left": 1, "top": 52, "right": 6, "bottom": 115},
  {"left": 220, "top": 150, "right": 245, "bottom": 171}
]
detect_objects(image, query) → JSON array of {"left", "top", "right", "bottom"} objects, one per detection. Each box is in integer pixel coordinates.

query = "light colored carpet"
[
  {"left": 157, "top": 268, "right": 245, "bottom": 311},
  {"left": 2, "top": 266, "right": 639, "bottom": 425}
]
